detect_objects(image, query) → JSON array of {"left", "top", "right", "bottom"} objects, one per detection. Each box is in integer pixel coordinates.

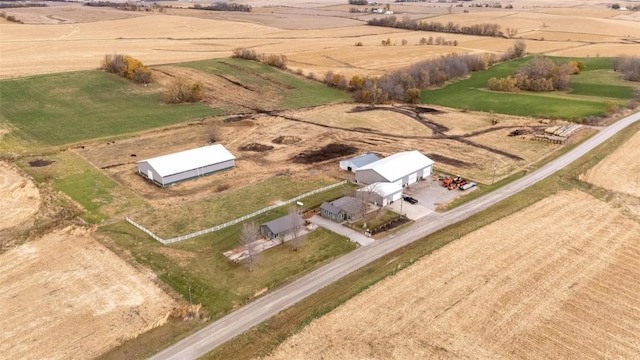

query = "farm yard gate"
[{"left": 125, "top": 181, "right": 347, "bottom": 245}]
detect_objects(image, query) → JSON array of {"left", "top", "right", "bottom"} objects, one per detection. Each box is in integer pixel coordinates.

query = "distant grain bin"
[{"left": 137, "top": 144, "right": 235, "bottom": 187}]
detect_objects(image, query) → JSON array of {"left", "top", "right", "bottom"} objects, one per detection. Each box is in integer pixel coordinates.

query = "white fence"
[{"left": 125, "top": 180, "right": 347, "bottom": 245}]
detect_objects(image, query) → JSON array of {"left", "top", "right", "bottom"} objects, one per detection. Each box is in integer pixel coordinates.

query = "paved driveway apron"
[{"left": 309, "top": 215, "right": 374, "bottom": 246}]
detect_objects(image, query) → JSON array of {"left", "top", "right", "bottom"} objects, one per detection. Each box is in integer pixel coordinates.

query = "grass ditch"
[
  {"left": 177, "top": 58, "right": 351, "bottom": 109},
  {"left": 202, "top": 118, "right": 640, "bottom": 360},
  {"left": 423, "top": 56, "right": 637, "bottom": 120}
]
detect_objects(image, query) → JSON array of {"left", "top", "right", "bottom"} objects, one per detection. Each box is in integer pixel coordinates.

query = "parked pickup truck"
[{"left": 403, "top": 195, "right": 418, "bottom": 204}]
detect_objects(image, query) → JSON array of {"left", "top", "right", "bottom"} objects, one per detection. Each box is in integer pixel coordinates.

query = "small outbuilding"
[
  {"left": 137, "top": 144, "right": 235, "bottom": 187},
  {"left": 355, "top": 150, "right": 434, "bottom": 187},
  {"left": 357, "top": 182, "right": 403, "bottom": 206},
  {"left": 339, "top": 153, "right": 380, "bottom": 172},
  {"left": 260, "top": 214, "right": 305, "bottom": 240},
  {"left": 320, "top": 196, "right": 363, "bottom": 222}
]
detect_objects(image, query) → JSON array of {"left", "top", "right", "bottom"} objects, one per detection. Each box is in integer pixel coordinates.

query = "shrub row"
[
  {"left": 163, "top": 78, "right": 203, "bottom": 104},
  {"left": 231, "top": 48, "right": 287, "bottom": 69},
  {"left": 100, "top": 54, "right": 152, "bottom": 84}
]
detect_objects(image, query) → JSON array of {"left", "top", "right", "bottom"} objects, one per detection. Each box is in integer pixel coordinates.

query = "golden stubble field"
[
  {"left": 0, "top": 225, "right": 176, "bottom": 360},
  {"left": 1, "top": 0, "right": 638, "bottom": 79},
  {"left": 581, "top": 127, "right": 640, "bottom": 198},
  {"left": 266, "top": 190, "right": 640, "bottom": 359}
]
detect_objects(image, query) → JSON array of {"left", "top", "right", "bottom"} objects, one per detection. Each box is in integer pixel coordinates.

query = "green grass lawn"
[
  {"left": 0, "top": 71, "right": 220, "bottom": 146},
  {"left": 17, "top": 152, "right": 148, "bottom": 223},
  {"left": 134, "top": 176, "right": 349, "bottom": 238},
  {"left": 177, "top": 58, "right": 351, "bottom": 109},
  {"left": 100, "top": 220, "right": 356, "bottom": 320},
  {"left": 422, "top": 56, "right": 637, "bottom": 120}
]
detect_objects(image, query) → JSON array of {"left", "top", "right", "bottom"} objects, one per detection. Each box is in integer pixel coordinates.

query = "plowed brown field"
[
  {"left": 0, "top": 226, "right": 176, "bottom": 360},
  {"left": 581, "top": 129, "right": 640, "bottom": 198},
  {"left": 267, "top": 190, "right": 640, "bottom": 359}
]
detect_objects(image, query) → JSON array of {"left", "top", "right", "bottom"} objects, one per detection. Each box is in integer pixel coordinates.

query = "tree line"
[
  {"left": 367, "top": 16, "right": 505, "bottom": 38},
  {"left": 192, "top": 3, "right": 251, "bottom": 12},
  {"left": 321, "top": 41, "right": 526, "bottom": 104}
]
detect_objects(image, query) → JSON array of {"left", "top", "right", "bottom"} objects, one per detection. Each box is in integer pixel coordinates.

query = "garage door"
[
  {"left": 382, "top": 198, "right": 389, "bottom": 206},
  {"left": 394, "top": 179, "right": 403, "bottom": 187},
  {"left": 408, "top": 173, "right": 418, "bottom": 185},
  {"left": 391, "top": 192, "right": 401, "bottom": 202}
]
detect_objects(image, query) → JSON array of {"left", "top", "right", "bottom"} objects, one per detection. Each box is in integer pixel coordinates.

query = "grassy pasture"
[
  {"left": 100, "top": 220, "right": 356, "bottom": 321},
  {"left": 134, "top": 176, "right": 349, "bottom": 238},
  {"left": 177, "top": 58, "right": 351, "bottom": 109},
  {"left": 17, "top": 151, "right": 148, "bottom": 223},
  {"left": 422, "top": 57, "right": 637, "bottom": 120},
  {"left": 0, "top": 71, "right": 219, "bottom": 146}
]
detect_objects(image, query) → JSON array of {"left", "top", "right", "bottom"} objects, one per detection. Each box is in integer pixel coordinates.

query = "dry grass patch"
[
  {"left": 0, "top": 161, "right": 40, "bottom": 231},
  {"left": 581, "top": 127, "right": 640, "bottom": 198},
  {"left": 0, "top": 226, "right": 175, "bottom": 360},
  {"left": 267, "top": 190, "right": 640, "bottom": 359}
]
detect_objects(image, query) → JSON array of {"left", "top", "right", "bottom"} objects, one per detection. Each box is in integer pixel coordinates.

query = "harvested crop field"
[
  {"left": 0, "top": 161, "right": 40, "bottom": 231},
  {"left": 581, "top": 128, "right": 640, "bottom": 198},
  {"left": 0, "top": 226, "right": 175, "bottom": 360},
  {"left": 267, "top": 190, "right": 640, "bottom": 359},
  {"left": 2, "top": 0, "right": 639, "bottom": 79}
]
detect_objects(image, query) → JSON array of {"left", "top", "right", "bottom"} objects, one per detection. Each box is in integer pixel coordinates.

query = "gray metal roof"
[
  {"left": 330, "top": 196, "right": 362, "bottom": 216},
  {"left": 320, "top": 201, "right": 343, "bottom": 215},
  {"left": 348, "top": 153, "right": 380, "bottom": 168},
  {"left": 262, "top": 214, "right": 305, "bottom": 234}
]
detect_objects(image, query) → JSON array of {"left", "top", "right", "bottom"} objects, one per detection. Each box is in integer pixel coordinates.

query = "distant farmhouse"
[
  {"left": 357, "top": 182, "right": 403, "bottom": 206},
  {"left": 137, "top": 144, "right": 235, "bottom": 187},
  {"left": 320, "top": 196, "right": 363, "bottom": 222},
  {"left": 260, "top": 214, "right": 305, "bottom": 240},
  {"left": 355, "top": 150, "right": 434, "bottom": 187},
  {"left": 339, "top": 153, "right": 380, "bottom": 172}
]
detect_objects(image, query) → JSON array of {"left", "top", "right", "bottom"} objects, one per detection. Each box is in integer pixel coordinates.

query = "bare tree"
[
  {"left": 288, "top": 205, "right": 305, "bottom": 251},
  {"left": 240, "top": 221, "right": 260, "bottom": 272}
]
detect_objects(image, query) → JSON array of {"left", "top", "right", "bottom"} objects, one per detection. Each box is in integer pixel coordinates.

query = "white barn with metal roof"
[
  {"left": 137, "top": 144, "right": 235, "bottom": 187},
  {"left": 355, "top": 151, "right": 434, "bottom": 187},
  {"left": 357, "top": 182, "right": 403, "bottom": 206}
]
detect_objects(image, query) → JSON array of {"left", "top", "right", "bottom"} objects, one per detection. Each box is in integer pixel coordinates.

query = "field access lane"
[{"left": 150, "top": 111, "right": 640, "bottom": 360}]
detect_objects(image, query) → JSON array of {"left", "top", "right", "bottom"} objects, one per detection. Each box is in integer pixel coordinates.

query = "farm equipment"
[{"left": 440, "top": 175, "right": 475, "bottom": 191}]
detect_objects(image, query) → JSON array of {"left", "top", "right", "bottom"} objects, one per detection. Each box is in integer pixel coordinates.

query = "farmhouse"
[
  {"left": 320, "top": 196, "right": 363, "bottom": 222},
  {"left": 339, "top": 153, "right": 380, "bottom": 172},
  {"left": 357, "top": 182, "right": 403, "bottom": 206},
  {"left": 355, "top": 151, "right": 434, "bottom": 186},
  {"left": 137, "top": 144, "right": 235, "bottom": 187},
  {"left": 260, "top": 214, "right": 305, "bottom": 240}
]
